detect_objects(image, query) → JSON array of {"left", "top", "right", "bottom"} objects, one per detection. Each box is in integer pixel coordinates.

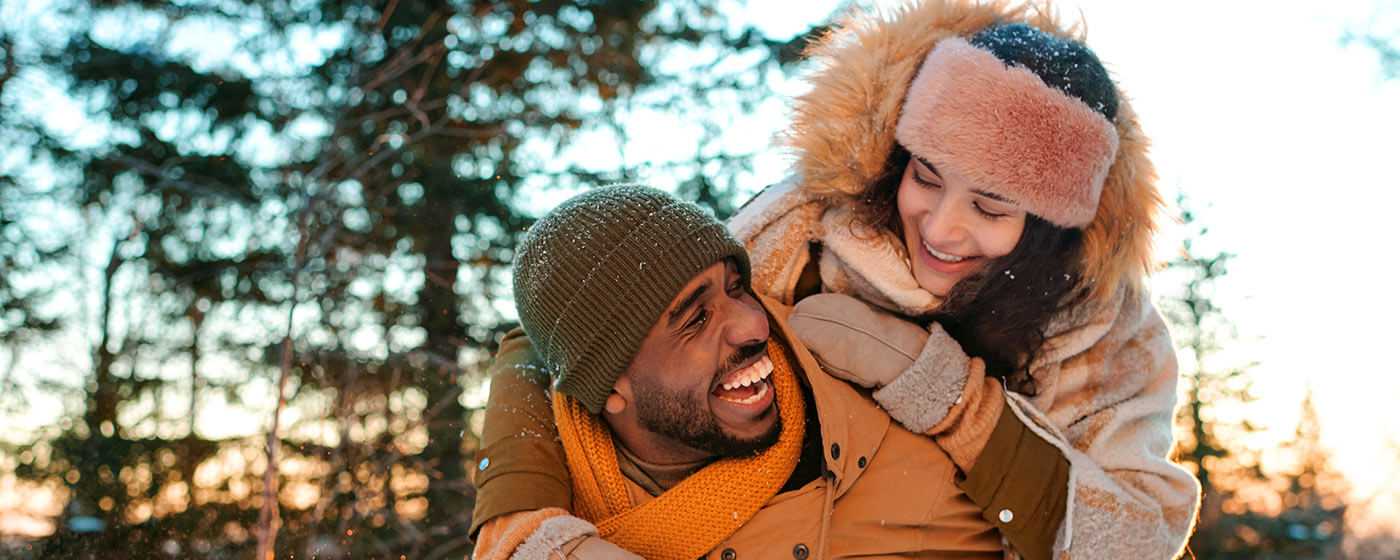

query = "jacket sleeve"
[
  {"left": 474, "top": 509, "right": 642, "bottom": 560},
  {"left": 726, "top": 178, "right": 826, "bottom": 305},
  {"left": 470, "top": 327, "right": 573, "bottom": 537},
  {"left": 1015, "top": 297, "right": 1201, "bottom": 558},
  {"left": 956, "top": 400, "right": 1069, "bottom": 560},
  {"left": 873, "top": 294, "right": 1199, "bottom": 559},
  {"left": 871, "top": 338, "right": 1066, "bottom": 560}
]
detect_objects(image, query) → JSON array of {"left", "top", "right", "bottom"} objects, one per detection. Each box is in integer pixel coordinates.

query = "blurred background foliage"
[
  {"left": 0, "top": 0, "right": 816, "bottom": 556},
  {"left": 0, "top": 0, "right": 1395, "bottom": 558}
]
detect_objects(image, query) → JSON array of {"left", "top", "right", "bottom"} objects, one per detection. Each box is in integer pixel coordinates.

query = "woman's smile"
[{"left": 897, "top": 158, "right": 1026, "bottom": 296}]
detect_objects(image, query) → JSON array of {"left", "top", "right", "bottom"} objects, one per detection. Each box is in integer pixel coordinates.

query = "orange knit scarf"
[{"left": 551, "top": 337, "right": 805, "bottom": 560}]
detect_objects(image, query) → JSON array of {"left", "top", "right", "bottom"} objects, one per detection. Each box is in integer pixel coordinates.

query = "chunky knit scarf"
[{"left": 551, "top": 336, "right": 806, "bottom": 560}]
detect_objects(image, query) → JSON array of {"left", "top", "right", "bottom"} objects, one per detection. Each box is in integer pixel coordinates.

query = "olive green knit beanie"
[{"left": 512, "top": 185, "right": 751, "bottom": 414}]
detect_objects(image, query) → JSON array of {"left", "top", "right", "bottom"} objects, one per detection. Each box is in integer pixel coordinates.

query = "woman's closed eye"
[
  {"left": 913, "top": 170, "right": 943, "bottom": 189},
  {"left": 973, "top": 201, "right": 1009, "bottom": 219}
]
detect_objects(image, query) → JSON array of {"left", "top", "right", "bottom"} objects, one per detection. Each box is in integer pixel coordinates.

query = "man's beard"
[{"left": 630, "top": 341, "right": 782, "bottom": 458}]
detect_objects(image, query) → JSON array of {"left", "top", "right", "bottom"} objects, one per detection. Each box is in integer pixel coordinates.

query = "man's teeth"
[
  {"left": 924, "top": 242, "right": 967, "bottom": 263},
  {"left": 721, "top": 356, "right": 773, "bottom": 390},
  {"left": 720, "top": 381, "right": 768, "bottom": 405}
]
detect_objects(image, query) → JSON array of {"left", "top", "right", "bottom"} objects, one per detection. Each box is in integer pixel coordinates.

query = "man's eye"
[{"left": 687, "top": 309, "right": 710, "bottom": 331}]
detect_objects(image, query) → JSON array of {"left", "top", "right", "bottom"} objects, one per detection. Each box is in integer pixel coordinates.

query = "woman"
[
  {"left": 474, "top": 1, "right": 1199, "bottom": 558},
  {"left": 740, "top": 7, "right": 1200, "bottom": 558}
]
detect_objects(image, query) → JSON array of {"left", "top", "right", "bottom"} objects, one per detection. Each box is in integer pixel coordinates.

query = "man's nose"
[{"left": 720, "top": 293, "right": 769, "bottom": 345}]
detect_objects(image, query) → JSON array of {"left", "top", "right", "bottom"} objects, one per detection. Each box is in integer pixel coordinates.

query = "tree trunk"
[
  {"left": 416, "top": 193, "right": 467, "bottom": 548},
  {"left": 79, "top": 244, "right": 126, "bottom": 526}
]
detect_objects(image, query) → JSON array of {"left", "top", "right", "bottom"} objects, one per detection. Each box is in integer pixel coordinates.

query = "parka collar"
[{"left": 782, "top": 0, "right": 1164, "bottom": 306}]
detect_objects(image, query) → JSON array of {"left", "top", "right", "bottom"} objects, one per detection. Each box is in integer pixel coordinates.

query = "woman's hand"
[
  {"left": 791, "top": 292, "right": 979, "bottom": 435},
  {"left": 788, "top": 293, "right": 929, "bottom": 388}
]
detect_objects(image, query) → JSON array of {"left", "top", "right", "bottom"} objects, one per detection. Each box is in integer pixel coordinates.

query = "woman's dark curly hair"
[{"left": 851, "top": 22, "right": 1117, "bottom": 393}]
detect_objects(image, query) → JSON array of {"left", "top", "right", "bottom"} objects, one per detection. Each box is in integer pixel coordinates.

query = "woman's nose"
[{"left": 922, "top": 200, "right": 968, "bottom": 245}]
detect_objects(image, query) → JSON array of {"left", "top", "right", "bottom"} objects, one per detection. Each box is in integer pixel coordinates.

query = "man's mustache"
[{"left": 716, "top": 341, "right": 769, "bottom": 382}]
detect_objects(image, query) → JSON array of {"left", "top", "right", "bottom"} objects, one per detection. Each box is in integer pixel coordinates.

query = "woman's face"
[{"left": 897, "top": 156, "right": 1027, "bottom": 297}]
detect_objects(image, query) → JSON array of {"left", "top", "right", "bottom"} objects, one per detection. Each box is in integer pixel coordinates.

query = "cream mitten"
[
  {"left": 789, "top": 292, "right": 974, "bottom": 433},
  {"left": 788, "top": 293, "right": 929, "bottom": 388}
]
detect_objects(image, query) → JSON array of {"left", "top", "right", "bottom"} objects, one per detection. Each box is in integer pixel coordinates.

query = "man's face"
[{"left": 612, "top": 258, "right": 781, "bottom": 460}]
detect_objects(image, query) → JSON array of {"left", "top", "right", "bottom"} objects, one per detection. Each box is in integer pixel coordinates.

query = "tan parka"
[
  {"left": 726, "top": 0, "right": 1201, "bottom": 558},
  {"left": 472, "top": 295, "right": 1006, "bottom": 559}
]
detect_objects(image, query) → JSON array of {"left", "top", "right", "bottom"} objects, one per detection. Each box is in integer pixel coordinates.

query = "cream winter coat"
[{"left": 727, "top": 0, "right": 1201, "bottom": 557}]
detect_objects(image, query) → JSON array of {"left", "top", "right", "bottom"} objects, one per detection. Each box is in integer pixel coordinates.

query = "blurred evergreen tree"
[
  {"left": 1235, "top": 390, "right": 1348, "bottom": 558},
  {"left": 0, "top": 0, "right": 824, "bottom": 557},
  {"left": 2, "top": 2, "right": 286, "bottom": 557},
  {"left": 1162, "top": 195, "right": 1347, "bottom": 559}
]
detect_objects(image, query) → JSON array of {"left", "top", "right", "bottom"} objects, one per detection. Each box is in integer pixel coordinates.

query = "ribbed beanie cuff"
[{"left": 512, "top": 186, "right": 750, "bottom": 413}]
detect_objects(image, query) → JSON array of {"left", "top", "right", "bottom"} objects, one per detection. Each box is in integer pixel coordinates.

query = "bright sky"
[{"left": 728, "top": 0, "right": 1400, "bottom": 527}]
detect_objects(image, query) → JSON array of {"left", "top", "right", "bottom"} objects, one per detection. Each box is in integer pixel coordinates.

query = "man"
[{"left": 470, "top": 186, "right": 1016, "bottom": 559}]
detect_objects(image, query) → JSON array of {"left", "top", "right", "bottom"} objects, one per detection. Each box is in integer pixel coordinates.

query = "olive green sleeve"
[
  {"left": 470, "top": 328, "right": 573, "bottom": 537},
  {"left": 956, "top": 405, "right": 1070, "bottom": 560}
]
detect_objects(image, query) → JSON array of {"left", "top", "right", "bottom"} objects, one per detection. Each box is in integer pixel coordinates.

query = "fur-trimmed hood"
[{"left": 782, "top": 0, "right": 1163, "bottom": 305}]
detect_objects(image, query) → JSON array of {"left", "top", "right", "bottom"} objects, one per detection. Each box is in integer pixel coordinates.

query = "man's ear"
[{"left": 604, "top": 376, "right": 631, "bottom": 415}]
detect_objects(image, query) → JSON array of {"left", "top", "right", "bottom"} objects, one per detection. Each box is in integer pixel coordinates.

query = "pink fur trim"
[{"left": 895, "top": 38, "right": 1118, "bottom": 228}]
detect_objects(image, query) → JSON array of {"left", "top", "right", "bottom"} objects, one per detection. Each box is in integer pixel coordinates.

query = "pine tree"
[
  {"left": 1159, "top": 194, "right": 1264, "bottom": 558},
  {"left": 0, "top": 0, "right": 820, "bottom": 557},
  {"left": 1163, "top": 195, "right": 1351, "bottom": 559},
  {"left": 1242, "top": 389, "right": 1347, "bottom": 558}
]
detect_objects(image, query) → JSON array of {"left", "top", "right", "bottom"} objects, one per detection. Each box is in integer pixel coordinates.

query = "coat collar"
[
  {"left": 782, "top": 0, "right": 1165, "bottom": 309},
  {"left": 761, "top": 294, "right": 889, "bottom": 496}
]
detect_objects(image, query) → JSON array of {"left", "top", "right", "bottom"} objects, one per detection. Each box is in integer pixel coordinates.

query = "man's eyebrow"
[{"left": 666, "top": 280, "right": 712, "bottom": 328}]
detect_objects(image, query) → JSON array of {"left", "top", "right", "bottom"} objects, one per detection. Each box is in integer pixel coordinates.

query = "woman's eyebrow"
[
  {"left": 974, "top": 189, "right": 1014, "bottom": 203},
  {"left": 914, "top": 154, "right": 1014, "bottom": 204},
  {"left": 914, "top": 156, "right": 942, "bottom": 177}
]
